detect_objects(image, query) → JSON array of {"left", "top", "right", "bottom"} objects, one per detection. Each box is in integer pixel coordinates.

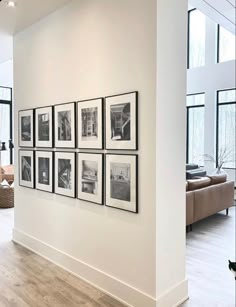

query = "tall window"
[
  {"left": 217, "top": 89, "right": 236, "bottom": 169},
  {"left": 188, "top": 9, "right": 206, "bottom": 68},
  {"left": 0, "top": 87, "right": 13, "bottom": 166},
  {"left": 187, "top": 93, "right": 205, "bottom": 165},
  {"left": 218, "top": 26, "right": 236, "bottom": 63}
]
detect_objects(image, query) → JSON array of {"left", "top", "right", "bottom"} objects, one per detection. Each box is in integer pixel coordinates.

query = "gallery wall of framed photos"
[{"left": 18, "top": 91, "right": 138, "bottom": 213}]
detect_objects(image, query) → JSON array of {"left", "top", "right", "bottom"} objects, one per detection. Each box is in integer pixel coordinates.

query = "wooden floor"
[
  {"left": 1, "top": 207, "right": 235, "bottom": 307},
  {"left": 0, "top": 209, "right": 126, "bottom": 307},
  {"left": 182, "top": 205, "right": 236, "bottom": 307}
]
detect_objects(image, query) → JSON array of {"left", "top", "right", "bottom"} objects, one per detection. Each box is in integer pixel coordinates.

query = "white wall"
[
  {"left": 0, "top": 33, "right": 13, "bottom": 64},
  {"left": 0, "top": 60, "right": 13, "bottom": 88},
  {"left": 187, "top": 16, "right": 236, "bottom": 185},
  {"left": 13, "top": 1, "right": 157, "bottom": 306},
  {"left": 13, "top": 0, "right": 188, "bottom": 306}
]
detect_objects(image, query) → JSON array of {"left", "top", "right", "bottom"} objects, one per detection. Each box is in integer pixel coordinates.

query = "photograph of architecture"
[
  {"left": 58, "top": 158, "right": 72, "bottom": 190},
  {"left": 38, "top": 157, "right": 50, "bottom": 185},
  {"left": 81, "top": 107, "right": 98, "bottom": 140},
  {"left": 21, "top": 116, "right": 31, "bottom": 141},
  {"left": 110, "top": 103, "right": 130, "bottom": 141},
  {"left": 81, "top": 160, "right": 98, "bottom": 195},
  {"left": 21, "top": 156, "right": 31, "bottom": 181},
  {"left": 110, "top": 162, "right": 130, "bottom": 201},
  {"left": 38, "top": 113, "right": 49, "bottom": 141},
  {"left": 58, "top": 111, "right": 71, "bottom": 141}
]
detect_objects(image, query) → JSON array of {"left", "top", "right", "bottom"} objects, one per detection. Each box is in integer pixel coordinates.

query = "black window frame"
[
  {"left": 216, "top": 24, "right": 220, "bottom": 63},
  {"left": 187, "top": 8, "right": 197, "bottom": 69},
  {"left": 216, "top": 88, "right": 236, "bottom": 170},
  {"left": 0, "top": 86, "right": 13, "bottom": 164},
  {"left": 186, "top": 92, "right": 205, "bottom": 164}
]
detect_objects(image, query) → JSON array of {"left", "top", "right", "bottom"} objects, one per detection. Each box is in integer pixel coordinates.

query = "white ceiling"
[
  {"left": 189, "top": 0, "right": 236, "bottom": 34},
  {"left": 0, "top": 0, "right": 71, "bottom": 63},
  {"left": 0, "top": 0, "right": 71, "bottom": 34}
]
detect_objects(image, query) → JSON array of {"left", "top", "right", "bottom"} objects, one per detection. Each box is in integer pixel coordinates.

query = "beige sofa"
[{"left": 186, "top": 174, "right": 234, "bottom": 230}]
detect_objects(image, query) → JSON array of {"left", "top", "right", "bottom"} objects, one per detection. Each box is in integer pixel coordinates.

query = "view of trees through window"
[
  {"left": 188, "top": 9, "right": 205, "bottom": 68},
  {"left": 217, "top": 89, "right": 236, "bottom": 169},
  {"left": 186, "top": 94, "right": 205, "bottom": 165}
]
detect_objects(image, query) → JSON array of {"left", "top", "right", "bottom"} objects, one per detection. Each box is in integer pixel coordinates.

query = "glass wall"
[
  {"left": 218, "top": 26, "right": 236, "bottom": 63},
  {"left": 186, "top": 94, "right": 205, "bottom": 165},
  {"left": 217, "top": 89, "right": 236, "bottom": 169},
  {"left": 188, "top": 9, "right": 206, "bottom": 68},
  {"left": 0, "top": 87, "right": 12, "bottom": 166}
]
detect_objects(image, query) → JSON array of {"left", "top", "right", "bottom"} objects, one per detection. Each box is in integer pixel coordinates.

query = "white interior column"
[{"left": 156, "top": 0, "right": 188, "bottom": 306}]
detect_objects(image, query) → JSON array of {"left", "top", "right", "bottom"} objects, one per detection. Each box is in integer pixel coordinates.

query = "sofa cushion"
[
  {"left": 186, "top": 169, "right": 207, "bottom": 180},
  {"left": 208, "top": 174, "right": 227, "bottom": 185},
  {"left": 186, "top": 164, "right": 199, "bottom": 171},
  {"left": 188, "top": 177, "right": 211, "bottom": 191}
]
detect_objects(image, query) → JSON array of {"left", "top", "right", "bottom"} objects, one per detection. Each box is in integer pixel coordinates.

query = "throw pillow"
[
  {"left": 208, "top": 174, "right": 227, "bottom": 185},
  {"left": 188, "top": 177, "right": 211, "bottom": 191}
]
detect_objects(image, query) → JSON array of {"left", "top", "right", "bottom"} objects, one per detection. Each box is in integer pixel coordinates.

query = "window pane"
[
  {"left": 0, "top": 104, "right": 10, "bottom": 166},
  {"left": 188, "top": 10, "right": 206, "bottom": 68},
  {"left": 218, "top": 89, "right": 236, "bottom": 104},
  {"left": 188, "top": 107, "right": 205, "bottom": 165},
  {"left": 218, "top": 104, "right": 236, "bottom": 169},
  {"left": 0, "top": 87, "right": 11, "bottom": 101},
  {"left": 187, "top": 93, "right": 205, "bottom": 106},
  {"left": 218, "top": 26, "right": 236, "bottom": 63}
]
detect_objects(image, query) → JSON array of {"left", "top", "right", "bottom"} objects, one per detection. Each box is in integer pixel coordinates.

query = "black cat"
[{"left": 228, "top": 260, "right": 236, "bottom": 280}]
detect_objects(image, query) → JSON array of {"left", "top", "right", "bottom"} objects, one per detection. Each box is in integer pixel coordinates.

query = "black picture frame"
[
  {"left": 105, "top": 153, "right": 138, "bottom": 213},
  {"left": 105, "top": 91, "right": 138, "bottom": 151},
  {"left": 77, "top": 152, "right": 104, "bottom": 206},
  {"left": 54, "top": 102, "right": 76, "bottom": 149},
  {"left": 35, "top": 150, "right": 54, "bottom": 193},
  {"left": 18, "top": 109, "right": 35, "bottom": 148},
  {"left": 35, "top": 106, "right": 54, "bottom": 148},
  {"left": 18, "top": 149, "right": 35, "bottom": 189},
  {"left": 54, "top": 151, "right": 76, "bottom": 198},
  {"left": 77, "top": 97, "right": 104, "bottom": 150}
]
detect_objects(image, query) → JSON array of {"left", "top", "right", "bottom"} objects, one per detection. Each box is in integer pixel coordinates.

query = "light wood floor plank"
[
  {"left": 1, "top": 206, "right": 235, "bottom": 307},
  {"left": 0, "top": 209, "right": 126, "bottom": 307},
  {"left": 182, "top": 206, "right": 236, "bottom": 307}
]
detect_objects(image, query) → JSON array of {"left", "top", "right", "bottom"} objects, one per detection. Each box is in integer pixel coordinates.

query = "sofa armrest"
[{"left": 186, "top": 191, "right": 194, "bottom": 226}]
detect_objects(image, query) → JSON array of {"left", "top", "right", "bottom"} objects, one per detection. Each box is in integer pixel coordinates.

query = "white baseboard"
[
  {"left": 13, "top": 228, "right": 156, "bottom": 307},
  {"left": 13, "top": 228, "right": 188, "bottom": 307},
  {"left": 156, "top": 280, "right": 188, "bottom": 307}
]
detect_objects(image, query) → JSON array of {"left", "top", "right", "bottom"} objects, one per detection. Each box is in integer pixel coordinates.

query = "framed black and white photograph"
[
  {"left": 54, "top": 102, "right": 76, "bottom": 148},
  {"left": 35, "top": 106, "right": 53, "bottom": 148},
  {"left": 35, "top": 151, "right": 53, "bottom": 193},
  {"left": 77, "top": 98, "right": 103, "bottom": 149},
  {"left": 19, "top": 150, "right": 35, "bottom": 189},
  {"left": 54, "top": 152, "right": 76, "bottom": 198},
  {"left": 105, "top": 154, "right": 138, "bottom": 213},
  {"left": 77, "top": 153, "right": 103, "bottom": 205},
  {"left": 105, "top": 92, "right": 138, "bottom": 150},
  {"left": 19, "top": 109, "right": 34, "bottom": 147}
]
